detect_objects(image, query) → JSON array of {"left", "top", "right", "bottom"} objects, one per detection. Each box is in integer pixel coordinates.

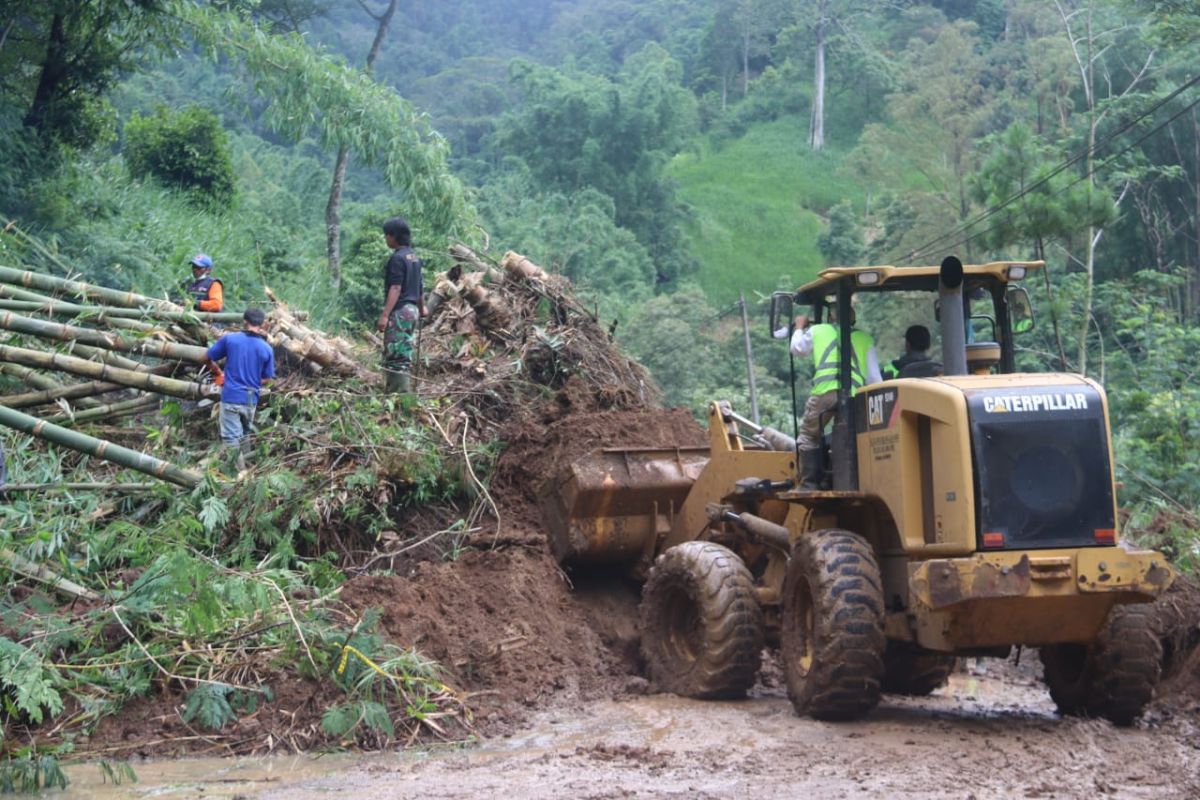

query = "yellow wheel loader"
[{"left": 542, "top": 256, "right": 1173, "bottom": 725}]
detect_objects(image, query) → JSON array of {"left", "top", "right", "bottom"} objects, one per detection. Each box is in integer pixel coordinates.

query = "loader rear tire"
[
  {"left": 781, "top": 529, "right": 885, "bottom": 720},
  {"left": 1040, "top": 604, "right": 1162, "bottom": 727},
  {"left": 640, "top": 541, "right": 764, "bottom": 699},
  {"left": 881, "top": 642, "right": 957, "bottom": 696}
]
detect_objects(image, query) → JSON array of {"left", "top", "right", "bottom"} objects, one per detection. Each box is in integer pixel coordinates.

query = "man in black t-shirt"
[{"left": 377, "top": 216, "right": 426, "bottom": 394}]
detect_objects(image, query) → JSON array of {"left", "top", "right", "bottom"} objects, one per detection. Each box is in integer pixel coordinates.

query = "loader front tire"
[
  {"left": 1040, "top": 604, "right": 1162, "bottom": 727},
  {"left": 640, "top": 541, "right": 764, "bottom": 699},
  {"left": 781, "top": 529, "right": 885, "bottom": 720},
  {"left": 881, "top": 642, "right": 957, "bottom": 696}
]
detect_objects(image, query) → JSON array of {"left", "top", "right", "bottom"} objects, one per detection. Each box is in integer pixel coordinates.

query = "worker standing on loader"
[
  {"left": 376, "top": 216, "right": 426, "bottom": 396},
  {"left": 790, "top": 308, "right": 881, "bottom": 488},
  {"left": 186, "top": 253, "right": 224, "bottom": 313},
  {"left": 204, "top": 308, "right": 275, "bottom": 473}
]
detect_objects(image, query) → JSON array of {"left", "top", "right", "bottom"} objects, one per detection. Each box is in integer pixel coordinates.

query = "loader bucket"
[{"left": 541, "top": 446, "right": 710, "bottom": 566}]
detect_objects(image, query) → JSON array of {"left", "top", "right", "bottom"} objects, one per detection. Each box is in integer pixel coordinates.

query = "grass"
[{"left": 669, "top": 115, "right": 866, "bottom": 306}]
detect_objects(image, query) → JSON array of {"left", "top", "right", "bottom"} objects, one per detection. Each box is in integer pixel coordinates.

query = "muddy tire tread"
[
  {"left": 1040, "top": 604, "right": 1162, "bottom": 727},
  {"left": 640, "top": 541, "right": 764, "bottom": 699},
  {"left": 781, "top": 529, "right": 886, "bottom": 721}
]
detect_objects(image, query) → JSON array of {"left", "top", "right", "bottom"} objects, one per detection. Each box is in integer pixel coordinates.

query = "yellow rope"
[{"left": 336, "top": 644, "right": 456, "bottom": 696}]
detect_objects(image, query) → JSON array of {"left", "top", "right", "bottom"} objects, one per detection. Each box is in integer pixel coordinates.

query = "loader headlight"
[
  {"left": 1007, "top": 265, "right": 1027, "bottom": 281},
  {"left": 856, "top": 271, "right": 881, "bottom": 286}
]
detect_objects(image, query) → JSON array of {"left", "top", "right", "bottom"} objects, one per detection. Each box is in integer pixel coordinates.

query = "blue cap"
[{"left": 190, "top": 253, "right": 213, "bottom": 269}]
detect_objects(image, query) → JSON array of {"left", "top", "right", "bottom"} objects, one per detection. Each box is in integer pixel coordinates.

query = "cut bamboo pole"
[
  {"left": 0, "top": 311, "right": 208, "bottom": 363},
  {"left": 45, "top": 395, "right": 159, "bottom": 425},
  {"left": 0, "top": 297, "right": 244, "bottom": 325},
  {"left": 0, "top": 405, "right": 201, "bottom": 487},
  {"left": 1, "top": 379, "right": 125, "bottom": 409},
  {"left": 3, "top": 482, "right": 158, "bottom": 492},
  {"left": 65, "top": 342, "right": 149, "bottom": 372},
  {"left": 0, "top": 547, "right": 100, "bottom": 601},
  {"left": 0, "top": 343, "right": 206, "bottom": 399},
  {"left": 0, "top": 264, "right": 184, "bottom": 311},
  {"left": 500, "top": 251, "right": 550, "bottom": 282},
  {"left": 450, "top": 244, "right": 504, "bottom": 280},
  {"left": 0, "top": 361, "right": 64, "bottom": 392}
]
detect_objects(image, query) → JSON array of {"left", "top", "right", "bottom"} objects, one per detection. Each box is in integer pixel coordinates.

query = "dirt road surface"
[{"left": 66, "top": 660, "right": 1200, "bottom": 800}]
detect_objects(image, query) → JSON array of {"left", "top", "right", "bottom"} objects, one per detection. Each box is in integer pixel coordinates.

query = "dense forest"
[{"left": 3, "top": 1, "right": 1198, "bottom": 560}]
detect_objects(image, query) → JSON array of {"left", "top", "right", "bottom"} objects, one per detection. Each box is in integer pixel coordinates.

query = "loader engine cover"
[{"left": 967, "top": 385, "right": 1115, "bottom": 550}]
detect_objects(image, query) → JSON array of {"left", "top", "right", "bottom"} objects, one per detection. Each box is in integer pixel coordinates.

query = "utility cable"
[
  {"left": 905, "top": 74, "right": 1200, "bottom": 262},
  {"left": 917, "top": 90, "right": 1200, "bottom": 260}
]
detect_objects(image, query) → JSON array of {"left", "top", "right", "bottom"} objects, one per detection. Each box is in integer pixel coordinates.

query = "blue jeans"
[{"left": 219, "top": 402, "right": 256, "bottom": 451}]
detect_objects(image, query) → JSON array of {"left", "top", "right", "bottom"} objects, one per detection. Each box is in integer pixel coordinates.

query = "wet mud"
[{"left": 67, "top": 657, "right": 1200, "bottom": 799}]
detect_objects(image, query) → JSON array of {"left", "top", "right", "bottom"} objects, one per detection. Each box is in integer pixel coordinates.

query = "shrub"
[{"left": 124, "top": 106, "right": 236, "bottom": 206}]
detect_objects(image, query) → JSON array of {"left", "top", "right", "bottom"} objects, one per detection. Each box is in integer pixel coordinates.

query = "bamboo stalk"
[
  {"left": 4, "top": 482, "right": 158, "bottom": 492},
  {"left": 0, "top": 361, "right": 64, "bottom": 392},
  {"left": 0, "top": 297, "right": 245, "bottom": 324},
  {"left": 0, "top": 291, "right": 172, "bottom": 335},
  {"left": 0, "top": 310, "right": 208, "bottom": 363},
  {"left": 0, "top": 343, "right": 206, "bottom": 399},
  {"left": 0, "top": 405, "right": 201, "bottom": 487},
  {"left": 1, "top": 379, "right": 125, "bottom": 409},
  {"left": 0, "top": 264, "right": 184, "bottom": 311},
  {"left": 64, "top": 342, "right": 149, "bottom": 372},
  {"left": 500, "top": 251, "right": 550, "bottom": 282},
  {"left": 0, "top": 547, "right": 100, "bottom": 601},
  {"left": 45, "top": 395, "right": 159, "bottom": 425}
]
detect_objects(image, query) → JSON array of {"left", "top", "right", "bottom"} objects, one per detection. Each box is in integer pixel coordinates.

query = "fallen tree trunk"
[
  {"left": 0, "top": 379, "right": 125, "bottom": 409},
  {"left": 0, "top": 404, "right": 202, "bottom": 488},
  {"left": 0, "top": 310, "right": 209, "bottom": 363},
  {"left": 0, "top": 343, "right": 206, "bottom": 399}
]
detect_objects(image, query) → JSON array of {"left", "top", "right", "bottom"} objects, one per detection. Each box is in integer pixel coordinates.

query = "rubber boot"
[
  {"left": 396, "top": 372, "right": 412, "bottom": 394},
  {"left": 799, "top": 448, "right": 823, "bottom": 490},
  {"left": 384, "top": 370, "right": 403, "bottom": 394}
]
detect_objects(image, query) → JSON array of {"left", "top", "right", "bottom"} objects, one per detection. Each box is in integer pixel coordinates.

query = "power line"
[
  {"left": 904, "top": 74, "right": 1200, "bottom": 263},
  {"left": 915, "top": 90, "right": 1200, "bottom": 260}
]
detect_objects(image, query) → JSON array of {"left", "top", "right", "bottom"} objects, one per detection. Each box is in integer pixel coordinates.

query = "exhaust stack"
[{"left": 939, "top": 256, "right": 968, "bottom": 377}]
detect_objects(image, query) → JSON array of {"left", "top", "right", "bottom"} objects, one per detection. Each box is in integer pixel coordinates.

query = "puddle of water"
[{"left": 59, "top": 753, "right": 360, "bottom": 799}]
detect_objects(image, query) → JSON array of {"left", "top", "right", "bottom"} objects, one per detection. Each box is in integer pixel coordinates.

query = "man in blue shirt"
[{"left": 204, "top": 308, "right": 276, "bottom": 471}]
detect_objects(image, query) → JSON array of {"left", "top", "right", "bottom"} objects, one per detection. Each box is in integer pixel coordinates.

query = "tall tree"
[
  {"left": 4, "top": 0, "right": 170, "bottom": 148},
  {"left": 324, "top": 0, "right": 398, "bottom": 292},
  {"left": 493, "top": 45, "right": 699, "bottom": 285},
  {"left": 181, "top": 2, "right": 468, "bottom": 241},
  {"left": 790, "top": 0, "right": 904, "bottom": 151},
  {"left": 970, "top": 122, "right": 1114, "bottom": 370},
  {"left": 1054, "top": 0, "right": 1154, "bottom": 375},
  {"left": 852, "top": 19, "right": 993, "bottom": 260}
]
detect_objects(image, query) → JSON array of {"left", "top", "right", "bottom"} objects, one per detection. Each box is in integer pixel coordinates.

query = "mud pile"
[
  {"left": 333, "top": 249, "right": 706, "bottom": 736},
  {"left": 1150, "top": 577, "right": 1200, "bottom": 714}
]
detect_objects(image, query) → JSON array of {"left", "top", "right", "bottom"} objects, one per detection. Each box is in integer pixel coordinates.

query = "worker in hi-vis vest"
[{"left": 789, "top": 307, "right": 881, "bottom": 489}]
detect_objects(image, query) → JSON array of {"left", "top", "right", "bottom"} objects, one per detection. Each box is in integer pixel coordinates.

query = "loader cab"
[{"left": 771, "top": 259, "right": 1043, "bottom": 491}]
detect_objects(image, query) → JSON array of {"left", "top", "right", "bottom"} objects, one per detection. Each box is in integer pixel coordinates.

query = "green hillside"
[{"left": 669, "top": 116, "right": 864, "bottom": 304}]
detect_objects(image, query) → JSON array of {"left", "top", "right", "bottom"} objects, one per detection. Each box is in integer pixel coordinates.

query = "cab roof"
[{"left": 796, "top": 261, "right": 1043, "bottom": 296}]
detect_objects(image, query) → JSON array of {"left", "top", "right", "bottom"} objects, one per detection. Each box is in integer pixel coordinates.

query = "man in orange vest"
[{"left": 186, "top": 253, "right": 224, "bottom": 313}]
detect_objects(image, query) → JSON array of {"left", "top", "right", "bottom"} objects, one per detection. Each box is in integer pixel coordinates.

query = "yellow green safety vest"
[{"left": 810, "top": 323, "right": 873, "bottom": 395}]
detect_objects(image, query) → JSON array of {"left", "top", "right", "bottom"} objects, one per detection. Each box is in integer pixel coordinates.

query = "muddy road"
[{"left": 67, "top": 659, "right": 1200, "bottom": 799}]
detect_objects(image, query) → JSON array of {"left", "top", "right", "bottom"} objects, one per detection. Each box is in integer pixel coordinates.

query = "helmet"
[{"left": 190, "top": 253, "right": 213, "bottom": 270}]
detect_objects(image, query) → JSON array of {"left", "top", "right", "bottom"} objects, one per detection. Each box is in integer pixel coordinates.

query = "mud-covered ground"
[{"left": 68, "top": 656, "right": 1200, "bottom": 799}]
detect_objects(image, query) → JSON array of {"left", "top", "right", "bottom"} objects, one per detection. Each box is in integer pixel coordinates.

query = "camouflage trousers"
[{"left": 383, "top": 303, "right": 419, "bottom": 375}]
